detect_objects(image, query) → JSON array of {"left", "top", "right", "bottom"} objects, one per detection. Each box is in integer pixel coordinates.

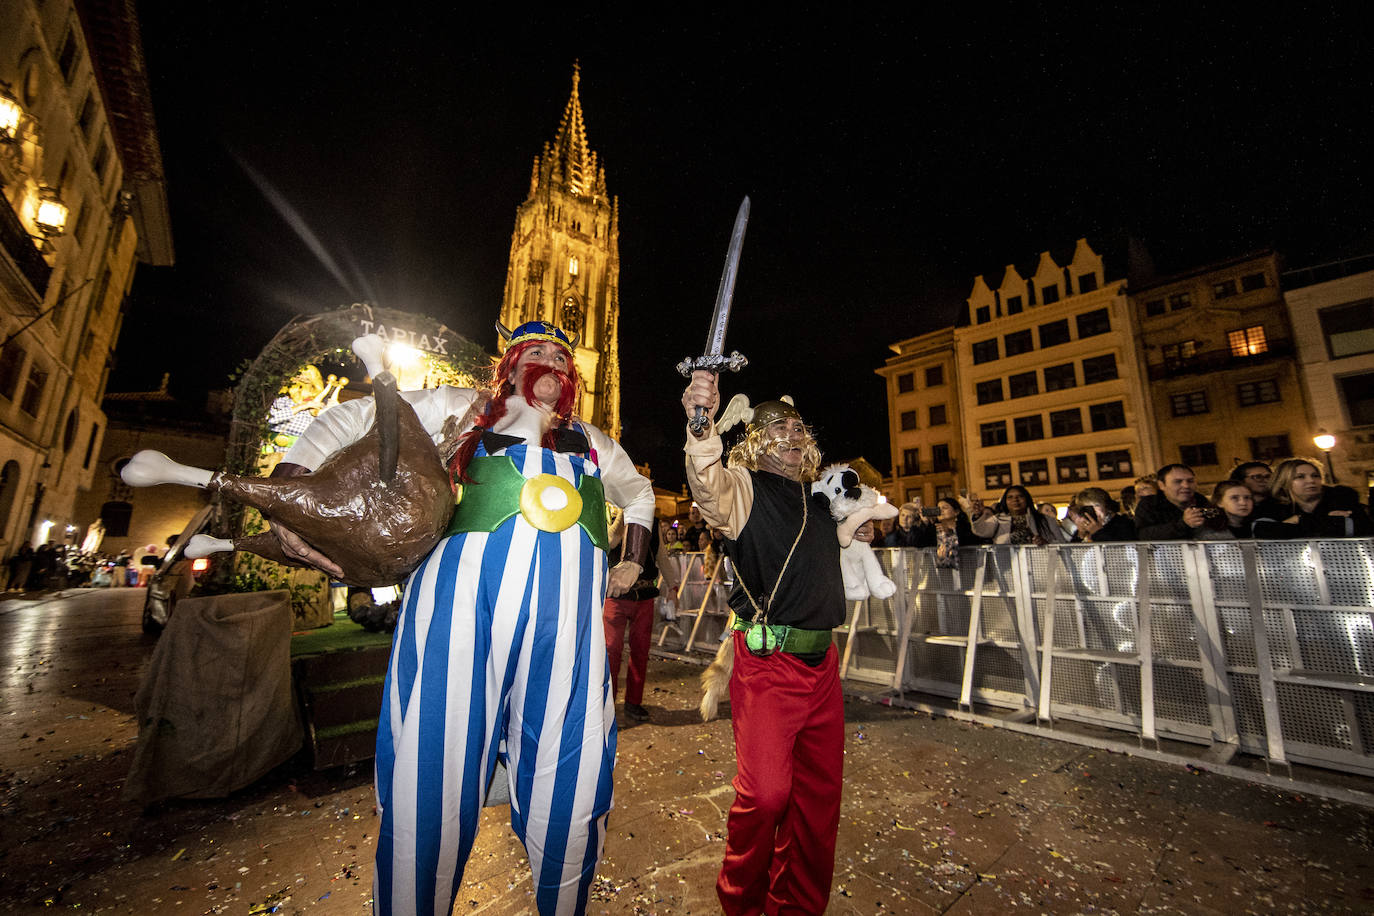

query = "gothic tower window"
[
  {"left": 568, "top": 255, "right": 579, "bottom": 276},
  {"left": 561, "top": 295, "right": 582, "bottom": 336}
]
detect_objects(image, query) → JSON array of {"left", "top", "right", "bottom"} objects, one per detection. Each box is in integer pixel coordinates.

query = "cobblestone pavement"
[{"left": 3, "top": 589, "right": 1373, "bottom": 914}]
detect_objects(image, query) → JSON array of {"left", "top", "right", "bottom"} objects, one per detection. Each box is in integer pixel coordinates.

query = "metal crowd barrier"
[{"left": 652, "top": 540, "right": 1374, "bottom": 778}]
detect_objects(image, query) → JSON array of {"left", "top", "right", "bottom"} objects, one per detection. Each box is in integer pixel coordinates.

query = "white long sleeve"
[{"left": 281, "top": 385, "right": 654, "bottom": 529}]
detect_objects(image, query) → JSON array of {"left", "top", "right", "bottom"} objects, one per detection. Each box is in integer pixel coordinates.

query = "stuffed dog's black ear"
[{"left": 842, "top": 470, "right": 861, "bottom": 501}]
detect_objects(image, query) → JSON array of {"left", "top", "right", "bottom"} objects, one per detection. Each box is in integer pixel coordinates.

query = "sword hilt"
[
  {"left": 676, "top": 351, "right": 749, "bottom": 378},
  {"left": 679, "top": 352, "right": 748, "bottom": 434}
]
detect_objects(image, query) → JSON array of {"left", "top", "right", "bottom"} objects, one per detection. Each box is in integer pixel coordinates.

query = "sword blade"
[{"left": 703, "top": 196, "right": 750, "bottom": 357}]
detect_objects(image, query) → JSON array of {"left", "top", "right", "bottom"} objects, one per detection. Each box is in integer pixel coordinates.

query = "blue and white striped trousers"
[{"left": 373, "top": 444, "right": 616, "bottom": 916}]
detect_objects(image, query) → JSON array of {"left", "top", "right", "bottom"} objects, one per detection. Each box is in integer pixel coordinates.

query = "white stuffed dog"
[{"left": 811, "top": 464, "right": 898, "bottom": 601}]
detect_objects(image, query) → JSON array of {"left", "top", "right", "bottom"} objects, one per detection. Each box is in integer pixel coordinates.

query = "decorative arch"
[{"left": 217, "top": 304, "right": 490, "bottom": 541}]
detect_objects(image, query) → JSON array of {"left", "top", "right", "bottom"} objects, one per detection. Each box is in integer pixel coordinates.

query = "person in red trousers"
[
  {"left": 681, "top": 371, "right": 866, "bottom": 916},
  {"left": 602, "top": 511, "right": 661, "bottom": 721}
]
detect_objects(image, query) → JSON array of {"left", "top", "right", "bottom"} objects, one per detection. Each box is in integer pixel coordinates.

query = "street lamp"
[{"left": 1313, "top": 430, "right": 1337, "bottom": 483}]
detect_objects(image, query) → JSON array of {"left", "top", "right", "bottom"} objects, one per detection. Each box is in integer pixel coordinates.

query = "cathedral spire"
[{"left": 548, "top": 61, "right": 601, "bottom": 198}]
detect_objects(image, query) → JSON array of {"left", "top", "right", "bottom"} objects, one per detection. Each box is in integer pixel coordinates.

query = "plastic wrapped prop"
[{"left": 121, "top": 336, "right": 454, "bottom": 587}]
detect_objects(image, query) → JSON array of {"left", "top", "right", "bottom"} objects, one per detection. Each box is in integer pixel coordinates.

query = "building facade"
[
  {"left": 956, "top": 239, "right": 1156, "bottom": 506},
  {"left": 1130, "top": 251, "right": 1305, "bottom": 487},
  {"left": 0, "top": 0, "right": 172, "bottom": 559},
  {"left": 498, "top": 65, "right": 621, "bottom": 436},
  {"left": 1281, "top": 255, "right": 1374, "bottom": 496},
  {"left": 875, "top": 326, "right": 960, "bottom": 506}
]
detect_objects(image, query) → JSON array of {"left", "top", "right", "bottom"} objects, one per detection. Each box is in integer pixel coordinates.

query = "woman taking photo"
[
  {"left": 927, "top": 496, "right": 987, "bottom": 567},
  {"left": 1253, "top": 457, "right": 1373, "bottom": 538},
  {"left": 971, "top": 485, "right": 1067, "bottom": 546},
  {"left": 1067, "top": 488, "right": 1136, "bottom": 542}
]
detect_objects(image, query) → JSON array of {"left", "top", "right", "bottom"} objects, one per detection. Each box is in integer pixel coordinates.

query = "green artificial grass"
[{"left": 290, "top": 617, "right": 394, "bottom": 657}]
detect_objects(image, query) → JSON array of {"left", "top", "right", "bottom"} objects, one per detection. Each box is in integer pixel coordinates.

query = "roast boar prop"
[{"left": 121, "top": 336, "right": 455, "bottom": 587}]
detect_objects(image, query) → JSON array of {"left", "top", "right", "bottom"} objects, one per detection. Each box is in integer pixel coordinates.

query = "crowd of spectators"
[
  {"left": 1065, "top": 457, "right": 1372, "bottom": 543},
  {"left": 872, "top": 457, "right": 1371, "bottom": 555}
]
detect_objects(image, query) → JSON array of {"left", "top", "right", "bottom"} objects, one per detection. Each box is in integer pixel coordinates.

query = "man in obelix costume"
[{"left": 274, "top": 321, "right": 654, "bottom": 916}]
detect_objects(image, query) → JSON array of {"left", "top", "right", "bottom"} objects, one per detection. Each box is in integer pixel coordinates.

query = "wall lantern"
[
  {"left": 33, "top": 186, "right": 69, "bottom": 239},
  {"left": 0, "top": 82, "right": 21, "bottom": 142}
]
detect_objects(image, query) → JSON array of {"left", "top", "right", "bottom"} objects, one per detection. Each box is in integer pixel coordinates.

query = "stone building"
[
  {"left": 498, "top": 64, "right": 621, "bottom": 436},
  {"left": 1281, "top": 255, "right": 1374, "bottom": 496},
  {"left": 1130, "top": 250, "right": 1305, "bottom": 486},
  {"left": 70, "top": 375, "right": 228, "bottom": 558},
  {"left": 875, "top": 326, "right": 961, "bottom": 506},
  {"left": 955, "top": 239, "right": 1156, "bottom": 506},
  {"left": 0, "top": 0, "right": 172, "bottom": 558}
]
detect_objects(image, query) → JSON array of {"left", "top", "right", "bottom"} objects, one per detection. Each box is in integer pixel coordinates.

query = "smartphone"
[
  {"left": 1077, "top": 505, "right": 1099, "bottom": 524},
  {"left": 920, "top": 507, "right": 941, "bottom": 518}
]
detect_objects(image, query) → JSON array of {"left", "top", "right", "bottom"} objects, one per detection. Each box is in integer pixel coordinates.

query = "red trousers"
[
  {"left": 602, "top": 596, "right": 654, "bottom": 705},
  {"left": 718, "top": 631, "right": 845, "bottom": 916}
]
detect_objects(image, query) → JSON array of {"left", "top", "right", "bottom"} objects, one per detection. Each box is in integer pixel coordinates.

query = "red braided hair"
[{"left": 449, "top": 339, "right": 581, "bottom": 483}]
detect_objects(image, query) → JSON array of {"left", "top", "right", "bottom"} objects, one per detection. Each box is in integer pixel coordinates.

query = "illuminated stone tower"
[{"left": 499, "top": 64, "right": 621, "bottom": 436}]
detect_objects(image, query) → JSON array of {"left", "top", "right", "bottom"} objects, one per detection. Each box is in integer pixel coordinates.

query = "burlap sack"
[{"left": 124, "top": 590, "right": 303, "bottom": 804}]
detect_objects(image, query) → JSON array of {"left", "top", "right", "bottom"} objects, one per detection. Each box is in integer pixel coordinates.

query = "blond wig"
[{"left": 726, "top": 424, "right": 823, "bottom": 482}]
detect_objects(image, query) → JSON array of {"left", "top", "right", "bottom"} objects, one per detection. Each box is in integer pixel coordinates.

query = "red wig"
[{"left": 449, "top": 339, "right": 581, "bottom": 482}]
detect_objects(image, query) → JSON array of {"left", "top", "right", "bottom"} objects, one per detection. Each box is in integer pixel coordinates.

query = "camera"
[
  {"left": 919, "top": 507, "right": 941, "bottom": 518},
  {"left": 1075, "top": 505, "right": 1100, "bottom": 524},
  {"left": 1199, "top": 507, "right": 1223, "bottom": 520}
]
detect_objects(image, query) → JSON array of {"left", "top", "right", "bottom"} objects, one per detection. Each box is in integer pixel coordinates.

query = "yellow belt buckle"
[{"left": 519, "top": 473, "right": 584, "bottom": 532}]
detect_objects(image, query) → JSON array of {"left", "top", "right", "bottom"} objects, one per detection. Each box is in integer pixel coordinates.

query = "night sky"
[{"left": 112, "top": 7, "right": 1374, "bottom": 492}]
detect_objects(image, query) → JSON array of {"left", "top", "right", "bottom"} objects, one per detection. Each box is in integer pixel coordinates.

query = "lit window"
[{"left": 1228, "top": 325, "right": 1268, "bottom": 357}]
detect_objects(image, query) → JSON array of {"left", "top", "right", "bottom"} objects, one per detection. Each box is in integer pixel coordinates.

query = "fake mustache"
[{"left": 519, "top": 363, "right": 576, "bottom": 417}]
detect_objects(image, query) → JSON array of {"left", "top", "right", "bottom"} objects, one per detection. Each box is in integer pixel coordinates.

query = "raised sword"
[{"left": 677, "top": 196, "right": 751, "bottom": 434}]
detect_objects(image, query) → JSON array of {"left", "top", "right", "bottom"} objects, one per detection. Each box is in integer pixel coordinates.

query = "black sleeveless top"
[{"left": 724, "top": 471, "right": 846, "bottom": 635}]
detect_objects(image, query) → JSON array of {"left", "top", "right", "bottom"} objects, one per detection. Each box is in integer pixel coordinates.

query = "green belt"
[
  {"left": 446, "top": 455, "right": 609, "bottom": 550},
  {"left": 731, "top": 617, "right": 834, "bottom": 655}
]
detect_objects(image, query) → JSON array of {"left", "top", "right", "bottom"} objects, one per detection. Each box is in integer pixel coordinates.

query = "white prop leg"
[
  {"left": 185, "top": 535, "right": 234, "bottom": 559},
  {"left": 352, "top": 334, "right": 388, "bottom": 379},
  {"left": 121, "top": 450, "right": 214, "bottom": 488}
]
